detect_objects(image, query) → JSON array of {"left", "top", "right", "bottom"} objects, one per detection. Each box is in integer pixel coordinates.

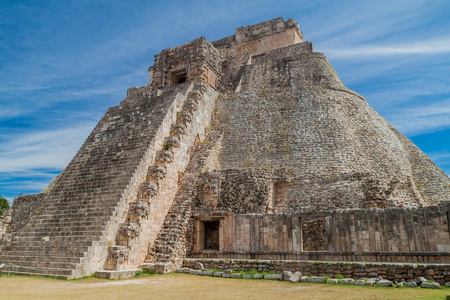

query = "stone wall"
[
  {"left": 183, "top": 258, "right": 450, "bottom": 284},
  {"left": 188, "top": 204, "right": 449, "bottom": 261},
  {"left": 328, "top": 204, "right": 450, "bottom": 253},
  {"left": 0, "top": 193, "right": 45, "bottom": 241}
]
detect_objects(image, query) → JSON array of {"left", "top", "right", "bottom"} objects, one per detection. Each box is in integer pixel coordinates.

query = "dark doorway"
[{"left": 204, "top": 220, "right": 220, "bottom": 250}]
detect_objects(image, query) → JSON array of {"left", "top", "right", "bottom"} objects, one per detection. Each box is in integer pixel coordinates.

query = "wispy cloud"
[
  {"left": 324, "top": 38, "right": 450, "bottom": 59},
  {"left": 385, "top": 99, "right": 450, "bottom": 136}
]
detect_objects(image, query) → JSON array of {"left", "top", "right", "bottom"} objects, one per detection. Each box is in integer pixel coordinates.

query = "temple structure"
[{"left": 1, "top": 17, "right": 449, "bottom": 282}]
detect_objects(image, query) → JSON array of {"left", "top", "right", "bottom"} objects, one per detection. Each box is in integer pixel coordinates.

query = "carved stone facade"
[{"left": 0, "top": 17, "right": 449, "bottom": 279}]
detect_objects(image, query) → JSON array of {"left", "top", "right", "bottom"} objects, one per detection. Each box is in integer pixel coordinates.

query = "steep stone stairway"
[
  {"left": 0, "top": 83, "right": 197, "bottom": 279},
  {"left": 101, "top": 83, "right": 218, "bottom": 274}
]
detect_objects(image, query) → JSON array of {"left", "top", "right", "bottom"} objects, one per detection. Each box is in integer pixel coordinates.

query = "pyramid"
[{"left": 0, "top": 17, "right": 449, "bottom": 280}]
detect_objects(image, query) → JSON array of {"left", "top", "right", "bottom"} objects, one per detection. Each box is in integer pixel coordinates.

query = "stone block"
[
  {"left": 413, "top": 277, "right": 427, "bottom": 285},
  {"left": 223, "top": 269, "right": 232, "bottom": 275},
  {"left": 396, "top": 282, "right": 405, "bottom": 288},
  {"left": 213, "top": 272, "right": 223, "bottom": 277},
  {"left": 222, "top": 273, "right": 230, "bottom": 278},
  {"left": 289, "top": 271, "right": 302, "bottom": 283},
  {"left": 283, "top": 271, "right": 293, "bottom": 281},
  {"left": 306, "top": 276, "right": 326, "bottom": 283},
  {"left": 327, "top": 279, "right": 339, "bottom": 284},
  {"left": 206, "top": 270, "right": 213, "bottom": 276},
  {"left": 376, "top": 280, "right": 394, "bottom": 287},
  {"left": 253, "top": 274, "right": 263, "bottom": 279},
  {"left": 230, "top": 273, "right": 242, "bottom": 279},
  {"left": 405, "top": 281, "right": 417, "bottom": 288},
  {"left": 355, "top": 280, "right": 365, "bottom": 286},
  {"left": 300, "top": 276, "right": 308, "bottom": 282},
  {"left": 421, "top": 282, "right": 440, "bottom": 289},
  {"left": 264, "top": 274, "right": 282, "bottom": 280},
  {"left": 444, "top": 282, "right": 450, "bottom": 287},
  {"left": 365, "top": 280, "right": 375, "bottom": 286},
  {"left": 339, "top": 278, "right": 355, "bottom": 285},
  {"left": 242, "top": 274, "right": 253, "bottom": 279}
]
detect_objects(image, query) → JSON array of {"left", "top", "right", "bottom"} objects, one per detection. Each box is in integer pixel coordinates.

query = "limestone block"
[
  {"left": 421, "top": 282, "right": 440, "bottom": 289},
  {"left": 413, "top": 277, "right": 427, "bottom": 285},
  {"left": 406, "top": 281, "right": 417, "bottom": 288},
  {"left": 376, "top": 280, "right": 394, "bottom": 287},
  {"left": 213, "top": 272, "right": 224, "bottom": 277},
  {"left": 355, "top": 280, "right": 365, "bottom": 286},
  {"left": 242, "top": 274, "right": 253, "bottom": 279},
  {"left": 253, "top": 274, "right": 263, "bottom": 279},
  {"left": 223, "top": 269, "right": 232, "bottom": 274},
  {"left": 307, "top": 276, "right": 325, "bottom": 283},
  {"left": 396, "top": 282, "right": 405, "bottom": 288},
  {"left": 445, "top": 282, "right": 450, "bottom": 287},
  {"left": 222, "top": 273, "right": 231, "bottom": 278},
  {"left": 300, "top": 276, "right": 307, "bottom": 282},
  {"left": 283, "top": 271, "right": 293, "bottom": 281},
  {"left": 289, "top": 271, "right": 302, "bottom": 283},
  {"left": 327, "top": 279, "right": 339, "bottom": 284},
  {"left": 365, "top": 281, "right": 375, "bottom": 286},
  {"left": 206, "top": 270, "right": 213, "bottom": 276},
  {"left": 264, "top": 274, "right": 282, "bottom": 280},
  {"left": 231, "top": 273, "right": 242, "bottom": 278}
]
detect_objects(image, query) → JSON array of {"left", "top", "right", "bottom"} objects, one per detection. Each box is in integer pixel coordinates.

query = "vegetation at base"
[
  {"left": 135, "top": 269, "right": 157, "bottom": 277},
  {"left": 0, "top": 194, "right": 10, "bottom": 216},
  {"left": 335, "top": 274, "right": 344, "bottom": 279}
]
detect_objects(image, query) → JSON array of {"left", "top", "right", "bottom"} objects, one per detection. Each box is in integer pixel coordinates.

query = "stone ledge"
[{"left": 95, "top": 269, "right": 140, "bottom": 280}]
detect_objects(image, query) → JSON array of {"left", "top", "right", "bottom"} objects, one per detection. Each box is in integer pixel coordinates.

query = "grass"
[{"left": 0, "top": 272, "right": 448, "bottom": 300}]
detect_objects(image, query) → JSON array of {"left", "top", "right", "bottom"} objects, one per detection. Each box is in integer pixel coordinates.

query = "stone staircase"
[
  {"left": 0, "top": 83, "right": 201, "bottom": 279},
  {"left": 99, "top": 83, "right": 218, "bottom": 275},
  {"left": 144, "top": 175, "right": 196, "bottom": 264}
]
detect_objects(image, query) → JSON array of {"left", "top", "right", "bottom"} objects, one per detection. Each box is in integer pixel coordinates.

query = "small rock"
[
  {"left": 283, "top": 271, "right": 293, "bottom": 281},
  {"left": 339, "top": 278, "right": 355, "bottom": 285},
  {"left": 421, "top": 282, "right": 440, "bottom": 289},
  {"left": 264, "top": 274, "right": 282, "bottom": 280},
  {"left": 306, "top": 276, "right": 326, "bottom": 283},
  {"left": 396, "top": 282, "right": 405, "bottom": 288},
  {"left": 253, "top": 274, "right": 263, "bottom": 279},
  {"left": 376, "top": 280, "right": 394, "bottom": 287},
  {"left": 242, "top": 274, "right": 253, "bottom": 279},
  {"left": 355, "top": 280, "right": 365, "bottom": 286},
  {"left": 230, "top": 273, "right": 242, "bottom": 279},
  {"left": 413, "top": 277, "right": 427, "bottom": 285},
  {"left": 327, "top": 279, "right": 339, "bottom": 284},
  {"left": 405, "top": 281, "right": 417, "bottom": 288},
  {"left": 300, "top": 276, "right": 308, "bottom": 282},
  {"left": 365, "top": 280, "right": 375, "bottom": 286},
  {"left": 289, "top": 271, "right": 302, "bottom": 283}
]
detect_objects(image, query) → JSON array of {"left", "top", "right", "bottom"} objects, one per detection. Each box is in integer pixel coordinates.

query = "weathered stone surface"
[
  {"left": 396, "top": 282, "right": 405, "bottom": 288},
  {"left": 414, "top": 277, "right": 428, "bottom": 285},
  {"left": 307, "top": 276, "right": 326, "bottom": 283},
  {"left": 264, "top": 274, "right": 282, "bottom": 280},
  {"left": 300, "top": 276, "right": 308, "bottom": 282},
  {"left": 355, "top": 280, "right": 365, "bottom": 286},
  {"left": 213, "top": 272, "right": 223, "bottom": 277},
  {"left": 283, "top": 271, "right": 293, "bottom": 281},
  {"left": 377, "top": 280, "right": 394, "bottom": 287},
  {"left": 230, "top": 273, "right": 242, "bottom": 278},
  {"left": 289, "top": 271, "right": 302, "bottom": 283},
  {"left": 242, "top": 274, "right": 253, "bottom": 279},
  {"left": 405, "top": 281, "right": 417, "bottom": 288},
  {"left": 339, "top": 278, "right": 355, "bottom": 285},
  {"left": 365, "top": 280, "right": 375, "bottom": 286},
  {"left": 445, "top": 282, "right": 450, "bottom": 287},
  {"left": 327, "top": 279, "right": 339, "bottom": 284},
  {"left": 253, "top": 274, "right": 263, "bottom": 279},
  {"left": 421, "top": 282, "right": 440, "bottom": 289}
]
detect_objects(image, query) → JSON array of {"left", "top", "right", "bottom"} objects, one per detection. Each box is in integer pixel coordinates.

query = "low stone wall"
[
  {"left": 189, "top": 251, "right": 450, "bottom": 263},
  {"left": 183, "top": 258, "right": 450, "bottom": 284}
]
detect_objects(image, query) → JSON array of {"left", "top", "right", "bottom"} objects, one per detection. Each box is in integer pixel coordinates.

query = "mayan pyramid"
[{"left": 0, "top": 17, "right": 449, "bottom": 280}]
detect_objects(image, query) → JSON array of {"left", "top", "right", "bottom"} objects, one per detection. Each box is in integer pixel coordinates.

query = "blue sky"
[{"left": 1, "top": 0, "right": 449, "bottom": 203}]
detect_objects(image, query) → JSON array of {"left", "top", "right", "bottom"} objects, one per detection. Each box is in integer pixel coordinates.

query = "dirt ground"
[{"left": 0, "top": 273, "right": 449, "bottom": 300}]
